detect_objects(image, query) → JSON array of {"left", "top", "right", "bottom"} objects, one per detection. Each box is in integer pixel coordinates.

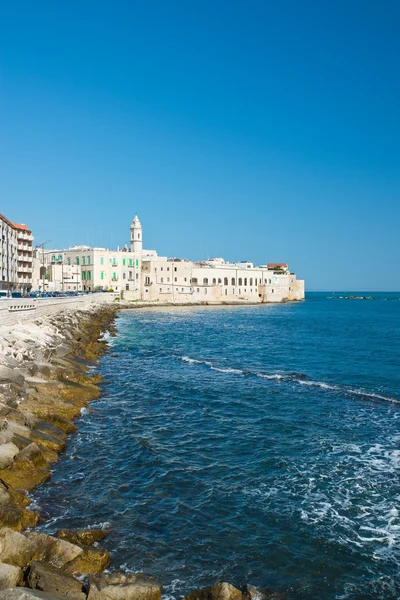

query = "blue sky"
[{"left": 0, "top": 1, "right": 399, "bottom": 290}]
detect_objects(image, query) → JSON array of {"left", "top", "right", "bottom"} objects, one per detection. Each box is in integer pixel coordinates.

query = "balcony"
[{"left": 111, "top": 277, "right": 119, "bottom": 282}]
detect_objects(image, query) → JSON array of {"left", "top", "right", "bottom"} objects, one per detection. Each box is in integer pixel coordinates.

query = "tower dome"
[{"left": 130, "top": 215, "right": 143, "bottom": 253}]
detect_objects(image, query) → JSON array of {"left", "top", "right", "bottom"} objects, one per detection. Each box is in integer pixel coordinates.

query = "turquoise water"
[{"left": 35, "top": 293, "right": 400, "bottom": 599}]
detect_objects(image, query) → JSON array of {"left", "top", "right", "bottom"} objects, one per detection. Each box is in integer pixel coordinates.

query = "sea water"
[{"left": 34, "top": 293, "right": 400, "bottom": 599}]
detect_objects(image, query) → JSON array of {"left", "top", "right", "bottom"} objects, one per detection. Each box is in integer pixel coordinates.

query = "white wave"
[
  {"left": 298, "top": 379, "right": 400, "bottom": 404},
  {"left": 257, "top": 373, "right": 284, "bottom": 380},
  {"left": 210, "top": 366, "right": 244, "bottom": 374}
]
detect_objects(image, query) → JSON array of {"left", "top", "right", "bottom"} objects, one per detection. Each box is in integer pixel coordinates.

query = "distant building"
[
  {"left": 31, "top": 214, "right": 305, "bottom": 303},
  {"left": 0, "top": 213, "right": 33, "bottom": 293}
]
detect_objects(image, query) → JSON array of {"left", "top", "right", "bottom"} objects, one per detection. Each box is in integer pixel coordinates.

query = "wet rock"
[
  {"left": 63, "top": 546, "right": 110, "bottom": 575},
  {"left": 25, "top": 533, "right": 83, "bottom": 569},
  {"left": 0, "top": 443, "right": 51, "bottom": 492},
  {"left": 0, "top": 563, "right": 22, "bottom": 589},
  {"left": 243, "top": 586, "right": 284, "bottom": 600},
  {"left": 56, "top": 529, "right": 109, "bottom": 547},
  {"left": 0, "top": 503, "right": 38, "bottom": 532},
  {"left": 27, "top": 561, "right": 86, "bottom": 599},
  {"left": 184, "top": 583, "right": 243, "bottom": 600},
  {"left": 87, "top": 571, "right": 162, "bottom": 600},
  {"left": 0, "top": 446, "right": 19, "bottom": 470},
  {"left": 0, "top": 528, "right": 37, "bottom": 567}
]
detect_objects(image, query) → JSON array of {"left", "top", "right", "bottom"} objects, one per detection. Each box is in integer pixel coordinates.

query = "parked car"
[{"left": 11, "top": 292, "right": 22, "bottom": 298}]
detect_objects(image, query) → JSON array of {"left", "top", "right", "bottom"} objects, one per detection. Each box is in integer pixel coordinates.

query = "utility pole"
[{"left": 35, "top": 240, "right": 51, "bottom": 293}]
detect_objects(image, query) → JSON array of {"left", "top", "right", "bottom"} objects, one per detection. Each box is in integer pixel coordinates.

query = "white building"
[{"left": 32, "top": 214, "right": 305, "bottom": 303}]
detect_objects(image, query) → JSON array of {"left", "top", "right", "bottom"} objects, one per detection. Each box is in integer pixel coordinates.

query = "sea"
[{"left": 33, "top": 292, "right": 400, "bottom": 599}]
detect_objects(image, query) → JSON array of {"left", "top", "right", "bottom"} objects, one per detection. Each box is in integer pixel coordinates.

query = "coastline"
[{"left": 0, "top": 301, "right": 283, "bottom": 600}]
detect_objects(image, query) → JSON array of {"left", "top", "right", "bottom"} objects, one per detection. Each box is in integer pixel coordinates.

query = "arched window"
[
  {"left": 231, "top": 278, "right": 235, "bottom": 285},
  {"left": 254, "top": 278, "right": 257, "bottom": 285},
  {"left": 212, "top": 278, "right": 216, "bottom": 284},
  {"left": 203, "top": 278, "right": 208, "bottom": 285},
  {"left": 244, "top": 278, "right": 247, "bottom": 286},
  {"left": 192, "top": 278, "right": 198, "bottom": 284},
  {"left": 218, "top": 278, "right": 221, "bottom": 284},
  {"left": 238, "top": 278, "right": 243, "bottom": 286},
  {"left": 249, "top": 278, "right": 253, "bottom": 286},
  {"left": 224, "top": 277, "right": 228, "bottom": 285}
]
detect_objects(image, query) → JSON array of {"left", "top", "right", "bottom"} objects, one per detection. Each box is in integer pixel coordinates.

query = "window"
[
  {"left": 197, "top": 288, "right": 200, "bottom": 293},
  {"left": 231, "top": 278, "right": 235, "bottom": 285},
  {"left": 192, "top": 278, "right": 198, "bottom": 284},
  {"left": 225, "top": 289, "right": 227, "bottom": 295},
  {"left": 100, "top": 257, "right": 104, "bottom": 265},
  {"left": 87, "top": 256, "right": 90, "bottom": 265},
  {"left": 238, "top": 278, "right": 243, "bottom": 286},
  {"left": 87, "top": 271, "right": 92, "bottom": 280},
  {"left": 112, "top": 272, "right": 117, "bottom": 280},
  {"left": 52, "top": 255, "right": 55, "bottom": 262},
  {"left": 218, "top": 278, "right": 221, "bottom": 284},
  {"left": 167, "top": 277, "right": 170, "bottom": 282},
  {"left": 174, "top": 277, "right": 177, "bottom": 282},
  {"left": 122, "top": 259, "right": 126, "bottom": 266},
  {"left": 123, "top": 273, "right": 126, "bottom": 279},
  {"left": 82, "top": 271, "right": 86, "bottom": 280},
  {"left": 167, "top": 267, "right": 170, "bottom": 271},
  {"left": 249, "top": 278, "right": 253, "bottom": 286},
  {"left": 204, "top": 288, "right": 207, "bottom": 294},
  {"left": 82, "top": 257, "right": 86, "bottom": 265},
  {"left": 272, "top": 289, "right": 274, "bottom": 293},
  {"left": 100, "top": 272, "right": 104, "bottom": 280},
  {"left": 212, "top": 278, "right": 216, "bottom": 284},
  {"left": 203, "top": 278, "right": 208, "bottom": 285},
  {"left": 244, "top": 278, "right": 247, "bottom": 286},
  {"left": 181, "top": 288, "right": 184, "bottom": 292},
  {"left": 129, "top": 259, "right": 133, "bottom": 266},
  {"left": 136, "top": 259, "right": 139, "bottom": 267},
  {"left": 269, "top": 279, "right": 271, "bottom": 284},
  {"left": 161, "top": 278, "right": 164, "bottom": 283},
  {"left": 255, "top": 278, "right": 257, "bottom": 285},
  {"left": 184, "top": 277, "right": 187, "bottom": 282},
  {"left": 112, "top": 258, "right": 117, "bottom": 266},
  {"left": 174, "top": 267, "right": 177, "bottom": 272},
  {"left": 126, "top": 284, "right": 129, "bottom": 291},
  {"left": 138, "top": 233, "right": 140, "bottom": 239},
  {"left": 161, "top": 267, "right": 163, "bottom": 271},
  {"left": 67, "top": 258, "right": 71, "bottom": 266},
  {"left": 129, "top": 271, "right": 132, "bottom": 279},
  {"left": 224, "top": 278, "right": 228, "bottom": 285},
  {"left": 159, "top": 288, "right": 162, "bottom": 292},
  {"left": 76, "top": 257, "right": 80, "bottom": 265}
]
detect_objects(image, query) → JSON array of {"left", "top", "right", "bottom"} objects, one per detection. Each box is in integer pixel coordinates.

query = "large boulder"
[
  {"left": 87, "top": 571, "right": 162, "bottom": 600},
  {"left": 184, "top": 583, "right": 243, "bottom": 600},
  {"left": 0, "top": 589, "right": 70, "bottom": 599},
  {"left": 27, "top": 561, "right": 86, "bottom": 599},
  {"left": 0, "top": 563, "right": 22, "bottom": 590},
  {"left": 56, "top": 529, "right": 109, "bottom": 547},
  {"left": 0, "top": 445, "right": 19, "bottom": 470},
  {"left": 63, "top": 546, "right": 110, "bottom": 575},
  {"left": 0, "top": 504, "right": 38, "bottom": 532},
  {"left": 24, "top": 533, "right": 83, "bottom": 570},
  {"left": 0, "top": 528, "right": 37, "bottom": 567}
]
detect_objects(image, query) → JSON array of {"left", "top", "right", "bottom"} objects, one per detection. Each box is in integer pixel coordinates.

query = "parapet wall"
[{"left": 0, "top": 293, "right": 119, "bottom": 327}]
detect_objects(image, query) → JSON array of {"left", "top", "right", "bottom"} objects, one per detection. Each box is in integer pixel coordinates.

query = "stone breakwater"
[{"left": 0, "top": 304, "right": 281, "bottom": 600}]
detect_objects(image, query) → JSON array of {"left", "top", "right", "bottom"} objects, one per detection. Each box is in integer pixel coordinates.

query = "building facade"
[
  {"left": 0, "top": 213, "right": 33, "bottom": 293},
  {"left": 31, "top": 214, "right": 305, "bottom": 303}
]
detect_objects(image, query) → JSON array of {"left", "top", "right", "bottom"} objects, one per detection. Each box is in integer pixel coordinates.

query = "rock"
[
  {"left": 88, "top": 571, "right": 162, "bottom": 600},
  {"left": 0, "top": 589, "right": 70, "bottom": 599},
  {"left": 0, "top": 563, "right": 22, "bottom": 589},
  {"left": 0, "top": 446, "right": 19, "bottom": 471},
  {"left": 27, "top": 561, "right": 86, "bottom": 599},
  {"left": 25, "top": 533, "right": 83, "bottom": 569},
  {"left": 0, "top": 528, "right": 37, "bottom": 567},
  {"left": 63, "top": 546, "right": 110, "bottom": 575},
  {"left": 0, "top": 503, "right": 38, "bottom": 532},
  {"left": 184, "top": 583, "right": 243, "bottom": 600},
  {"left": 56, "top": 529, "right": 109, "bottom": 547},
  {"left": 0, "top": 444, "right": 51, "bottom": 492}
]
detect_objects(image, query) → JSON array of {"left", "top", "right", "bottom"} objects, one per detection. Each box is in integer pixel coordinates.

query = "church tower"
[{"left": 130, "top": 215, "right": 143, "bottom": 253}]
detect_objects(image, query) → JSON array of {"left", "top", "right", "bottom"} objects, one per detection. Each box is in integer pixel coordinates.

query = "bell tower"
[{"left": 130, "top": 215, "right": 143, "bottom": 253}]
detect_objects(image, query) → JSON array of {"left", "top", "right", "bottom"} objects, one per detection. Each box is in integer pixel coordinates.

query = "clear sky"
[{"left": 0, "top": 1, "right": 399, "bottom": 291}]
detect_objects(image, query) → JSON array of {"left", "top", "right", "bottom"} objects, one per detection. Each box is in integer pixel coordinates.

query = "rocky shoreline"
[{"left": 0, "top": 304, "right": 281, "bottom": 600}]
